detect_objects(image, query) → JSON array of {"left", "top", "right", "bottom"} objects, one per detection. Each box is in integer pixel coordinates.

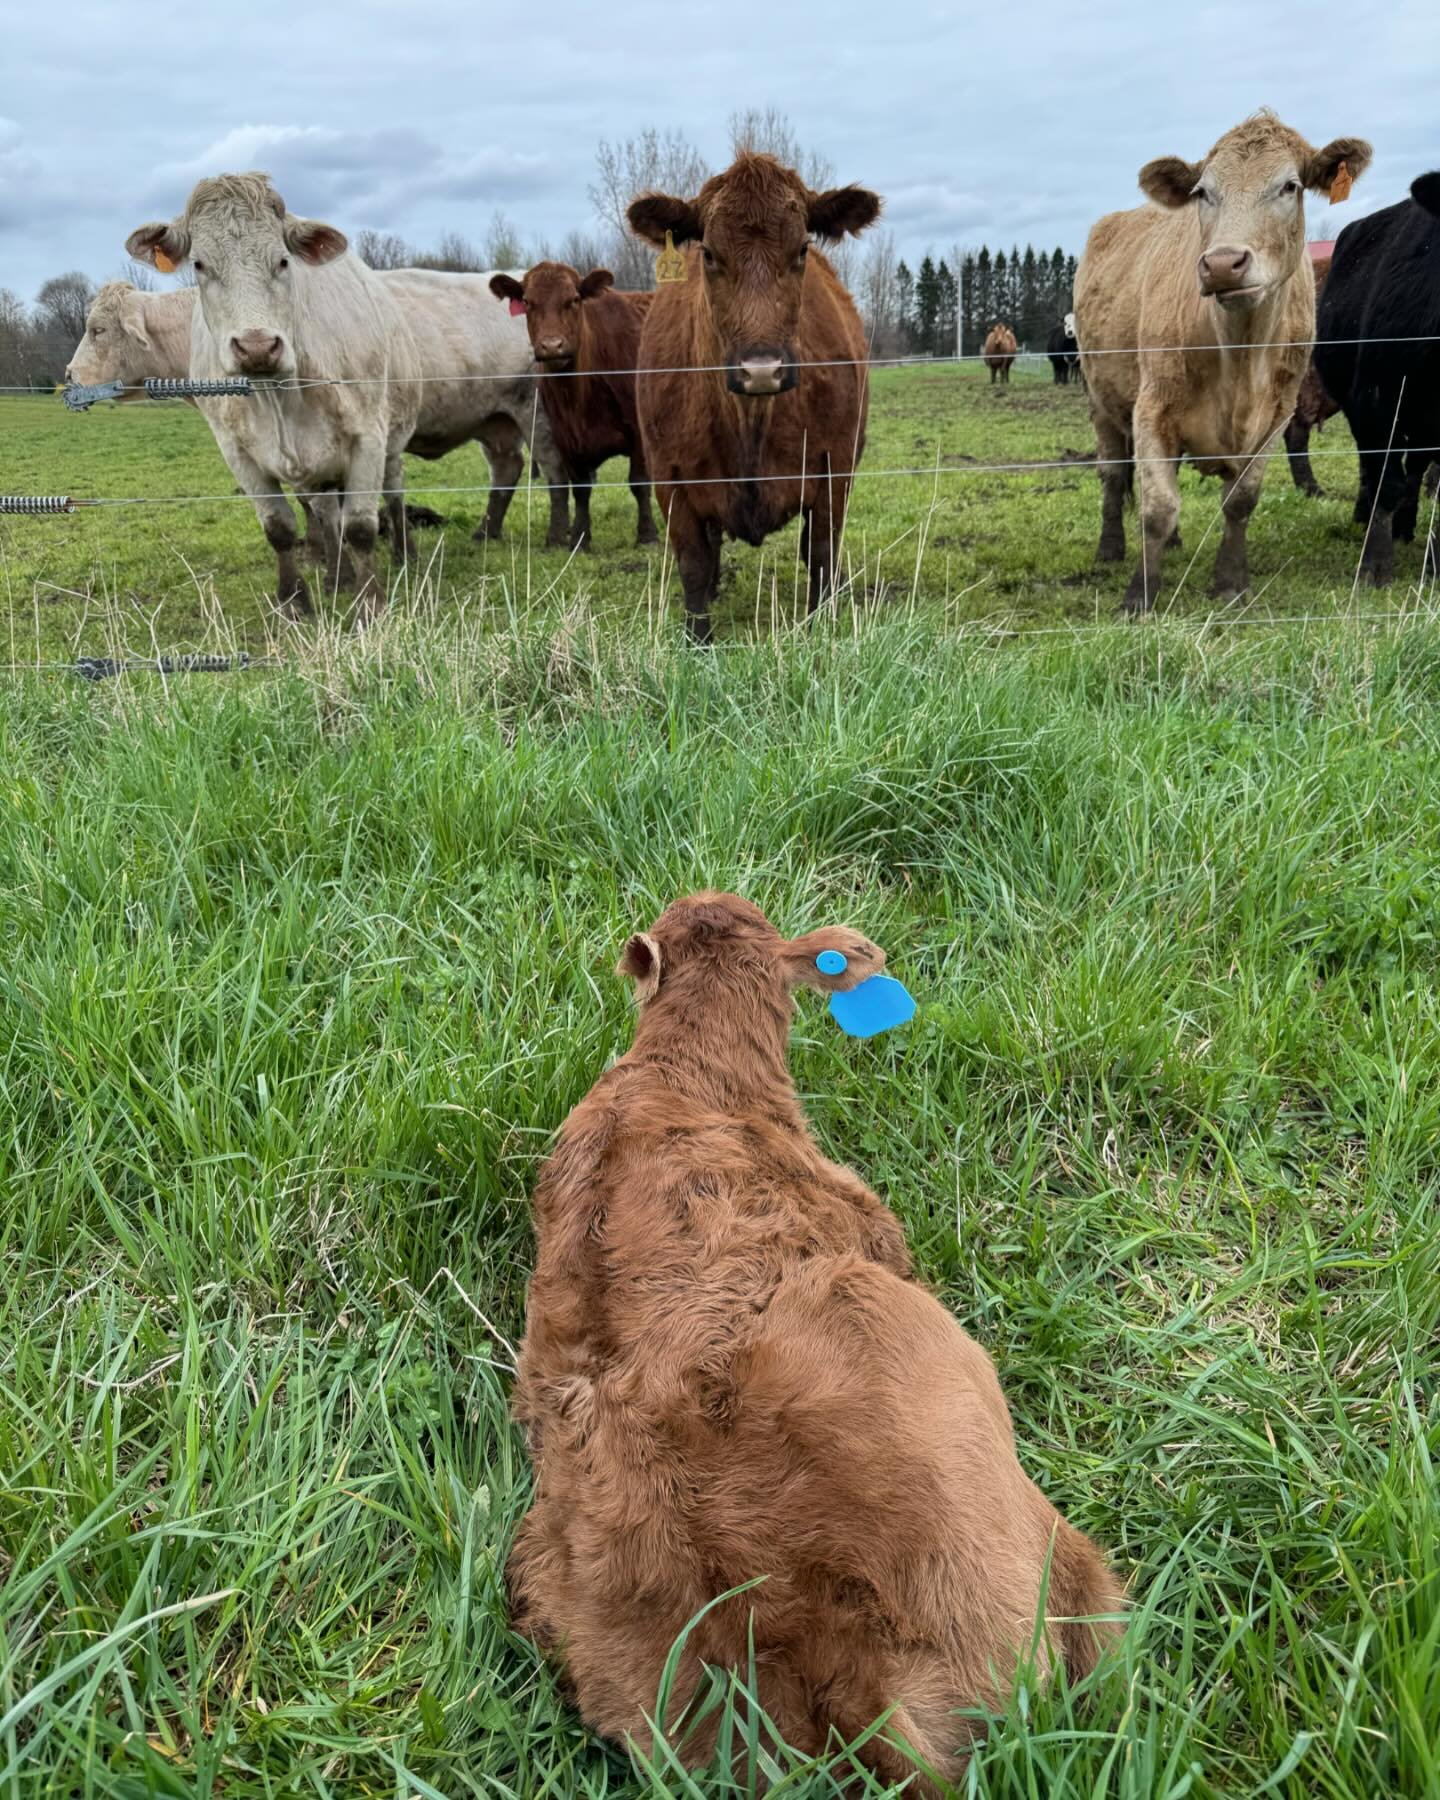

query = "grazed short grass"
[
  {"left": 2, "top": 357, "right": 1431, "bottom": 664},
  {"left": 1, "top": 609, "right": 1437, "bottom": 1796}
]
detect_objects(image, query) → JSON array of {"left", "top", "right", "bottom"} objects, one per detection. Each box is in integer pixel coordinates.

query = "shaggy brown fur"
[
  {"left": 489, "top": 262, "right": 657, "bottom": 549},
  {"left": 1074, "top": 112, "right": 1370, "bottom": 612},
  {"left": 510, "top": 893, "right": 1125, "bottom": 1792},
  {"left": 982, "top": 323, "right": 1019, "bottom": 384},
  {"left": 625, "top": 155, "right": 880, "bottom": 642}
]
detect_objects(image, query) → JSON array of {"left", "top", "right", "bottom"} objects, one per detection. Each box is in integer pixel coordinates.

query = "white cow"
[{"left": 128, "top": 172, "right": 421, "bottom": 623}]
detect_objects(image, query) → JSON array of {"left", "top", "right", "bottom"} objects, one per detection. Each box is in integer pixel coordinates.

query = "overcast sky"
[{"left": 1, "top": 0, "right": 1435, "bottom": 300}]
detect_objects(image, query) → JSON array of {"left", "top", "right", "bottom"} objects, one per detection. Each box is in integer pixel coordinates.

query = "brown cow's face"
[
  {"left": 1139, "top": 117, "right": 1371, "bottom": 313},
  {"left": 489, "top": 263, "right": 613, "bottom": 369},
  {"left": 628, "top": 154, "right": 880, "bottom": 399}
]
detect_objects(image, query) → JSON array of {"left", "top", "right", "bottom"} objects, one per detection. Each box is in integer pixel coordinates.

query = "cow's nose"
[
  {"left": 737, "top": 356, "right": 785, "bottom": 395},
  {"left": 230, "top": 331, "right": 285, "bottom": 373},
  {"left": 1198, "top": 247, "right": 1254, "bottom": 294},
  {"left": 538, "top": 337, "right": 567, "bottom": 358}
]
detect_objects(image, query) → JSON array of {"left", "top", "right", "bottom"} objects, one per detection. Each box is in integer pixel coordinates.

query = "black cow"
[
  {"left": 1047, "top": 315, "right": 1080, "bottom": 385},
  {"left": 1314, "top": 173, "right": 1440, "bottom": 583}
]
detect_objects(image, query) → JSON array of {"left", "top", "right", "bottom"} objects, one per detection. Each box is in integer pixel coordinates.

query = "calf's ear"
[
  {"left": 1409, "top": 171, "right": 1440, "bottom": 217},
  {"left": 1138, "top": 156, "right": 1202, "bottom": 209},
  {"left": 627, "top": 192, "right": 703, "bottom": 246},
  {"left": 616, "top": 932, "right": 663, "bottom": 1004},
  {"left": 283, "top": 218, "right": 348, "bottom": 265},
  {"left": 126, "top": 220, "right": 191, "bottom": 271},
  {"left": 780, "top": 928, "right": 886, "bottom": 992},
  {"left": 1303, "top": 137, "right": 1372, "bottom": 196},
  {"left": 806, "top": 185, "right": 882, "bottom": 242},
  {"left": 490, "top": 273, "right": 525, "bottom": 303},
  {"left": 579, "top": 268, "right": 615, "bottom": 300}
]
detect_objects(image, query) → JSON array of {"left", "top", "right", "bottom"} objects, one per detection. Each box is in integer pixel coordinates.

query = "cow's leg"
[
  {"left": 630, "top": 454, "right": 659, "bottom": 546},
  {"left": 663, "top": 494, "right": 721, "bottom": 644},
  {"left": 804, "top": 465, "right": 848, "bottom": 616},
  {"left": 1394, "top": 453, "right": 1424, "bottom": 544},
  {"left": 569, "top": 465, "right": 596, "bottom": 552},
  {"left": 1284, "top": 415, "right": 1322, "bottom": 496},
  {"left": 303, "top": 489, "right": 355, "bottom": 590},
  {"left": 474, "top": 425, "right": 526, "bottom": 544},
  {"left": 341, "top": 442, "right": 388, "bottom": 628},
  {"left": 221, "top": 442, "right": 311, "bottom": 619},
  {"left": 1355, "top": 443, "right": 1411, "bottom": 586},
  {"left": 1211, "top": 454, "right": 1269, "bottom": 601},
  {"left": 1092, "top": 413, "right": 1130, "bottom": 565},
  {"left": 521, "top": 405, "right": 571, "bottom": 548},
  {"left": 1124, "top": 412, "right": 1182, "bottom": 613},
  {"left": 383, "top": 445, "right": 409, "bottom": 569}
]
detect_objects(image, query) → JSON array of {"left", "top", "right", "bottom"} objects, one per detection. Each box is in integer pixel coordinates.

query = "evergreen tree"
[
  {"left": 936, "top": 259, "right": 958, "bottom": 357},
  {"left": 915, "top": 254, "right": 940, "bottom": 355},
  {"left": 961, "top": 252, "right": 978, "bottom": 356},
  {"left": 895, "top": 260, "right": 915, "bottom": 352}
]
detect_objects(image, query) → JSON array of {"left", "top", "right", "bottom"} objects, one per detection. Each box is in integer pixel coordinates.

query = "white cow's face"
[
  {"left": 126, "top": 173, "right": 346, "bottom": 378},
  {"left": 1139, "top": 119, "right": 1370, "bottom": 313},
  {"left": 65, "top": 284, "right": 152, "bottom": 390}
]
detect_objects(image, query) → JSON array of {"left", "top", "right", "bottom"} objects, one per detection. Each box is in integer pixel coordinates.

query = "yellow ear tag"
[
  {"left": 655, "top": 230, "right": 686, "bottom": 284},
  {"left": 154, "top": 248, "right": 178, "bottom": 274},
  {"left": 1328, "top": 161, "right": 1352, "bottom": 205}
]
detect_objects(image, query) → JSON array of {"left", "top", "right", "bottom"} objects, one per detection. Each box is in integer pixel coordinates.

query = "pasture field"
[
  {"left": 1, "top": 356, "right": 1433, "bottom": 663},
  {"left": 1, "top": 360, "right": 1438, "bottom": 1798}
]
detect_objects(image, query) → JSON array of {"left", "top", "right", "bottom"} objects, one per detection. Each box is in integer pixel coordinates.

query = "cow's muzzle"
[
  {"left": 229, "top": 331, "right": 288, "bottom": 376},
  {"left": 1197, "top": 247, "right": 1266, "bottom": 305},
  {"left": 726, "top": 348, "right": 798, "bottom": 397}
]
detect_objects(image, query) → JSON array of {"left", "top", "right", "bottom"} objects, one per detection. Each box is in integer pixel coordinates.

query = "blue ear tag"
[{"left": 814, "top": 951, "right": 917, "bottom": 1040}]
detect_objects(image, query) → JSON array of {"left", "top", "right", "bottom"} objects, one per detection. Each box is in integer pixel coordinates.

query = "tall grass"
[{"left": 1, "top": 609, "right": 1437, "bottom": 1796}]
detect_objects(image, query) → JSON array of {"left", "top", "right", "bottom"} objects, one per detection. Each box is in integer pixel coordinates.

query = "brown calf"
[
  {"left": 626, "top": 154, "right": 879, "bottom": 642},
  {"left": 489, "top": 262, "right": 657, "bottom": 550},
  {"left": 510, "top": 892, "right": 1125, "bottom": 1792},
  {"left": 983, "top": 322, "right": 1019, "bottom": 384}
]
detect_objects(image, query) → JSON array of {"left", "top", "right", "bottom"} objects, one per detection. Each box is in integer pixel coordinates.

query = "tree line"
[{"left": 1, "top": 110, "right": 1075, "bottom": 386}]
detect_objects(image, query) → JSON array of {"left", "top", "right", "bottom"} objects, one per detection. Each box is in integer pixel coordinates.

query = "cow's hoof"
[
  {"left": 636, "top": 531, "right": 660, "bottom": 549},
  {"left": 545, "top": 533, "right": 570, "bottom": 551},
  {"left": 1359, "top": 561, "right": 1393, "bottom": 589},
  {"left": 471, "top": 522, "right": 500, "bottom": 546},
  {"left": 1097, "top": 542, "right": 1125, "bottom": 565},
  {"left": 406, "top": 503, "right": 446, "bottom": 530}
]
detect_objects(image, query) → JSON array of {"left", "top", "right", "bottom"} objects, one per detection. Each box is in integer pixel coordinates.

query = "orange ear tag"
[
  {"left": 1329, "top": 161, "right": 1352, "bottom": 205},
  {"left": 655, "top": 230, "right": 686, "bottom": 284},
  {"left": 154, "top": 248, "right": 177, "bottom": 274}
]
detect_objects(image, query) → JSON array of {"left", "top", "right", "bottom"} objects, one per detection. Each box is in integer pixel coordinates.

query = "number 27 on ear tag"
[{"left": 655, "top": 230, "right": 686, "bottom": 284}]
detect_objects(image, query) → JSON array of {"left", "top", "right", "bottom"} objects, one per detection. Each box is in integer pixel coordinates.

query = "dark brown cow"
[
  {"left": 1284, "top": 254, "right": 1340, "bottom": 495},
  {"left": 626, "top": 154, "right": 880, "bottom": 642},
  {"left": 509, "top": 892, "right": 1125, "bottom": 1791},
  {"left": 489, "top": 262, "right": 657, "bottom": 550}
]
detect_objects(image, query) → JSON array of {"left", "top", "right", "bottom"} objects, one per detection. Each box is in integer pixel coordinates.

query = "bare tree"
[
  {"left": 857, "top": 230, "right": 902, "bottom": 355},
  {"left": 589, "top": 128, "right": 709, "bottom": 290},
  {"left": 414, "top": 230, "right": 486, "bottom": 273},
  {"left": 0, "top": 287, "right": 34, "bottom": 387},
  {"left": 123, "top": 259, "right": 158, "bottom": 292},
  {"left": 354, "top": 228, "right": 413, "bottom": 270},
  {"left": 34, "top": 271, "right": 95, "bottom": 344},
  {"left": 728, "top": 107, "right": 835, "bottom": 190},
  {"left": 480, "top": 210, "right": 528, "bottom": 271}
]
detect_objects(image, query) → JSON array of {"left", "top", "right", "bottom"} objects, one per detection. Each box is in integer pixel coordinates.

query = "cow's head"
[
  {"left": 627, "top": 153, "right": 880, "bottom": 397},
  {"left": 1139, "top": 114, "right": 1371, "bottom": 311},
  {"left": 126, "top": 172, "right": 347, "bottom": 378},
  {"left": 1412, "top": 172, "right": 1440, "bottom": 218},
  {"left": 65, "top": 282, "right": 156, "bottom": 394},
  {"left": 489, "top": 262, "right": 613, "bottom": 369}
]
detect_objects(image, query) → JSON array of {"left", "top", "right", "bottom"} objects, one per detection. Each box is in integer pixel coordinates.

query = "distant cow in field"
[
  {"left": 1046, "top": 315, "right": 1079, "bottom": 384},
  {"left": 1283, "top": 253, "right": 1340, "bottom": 496},
  {"left": 488, "top": 262, "right": 656, "bottom": 550},
  {"left": 1075, "top": 112, "right": 1370, "bottom": 612},
  {"left": 127, "top": 172, "right": 421, "bottom": 623},
  {"left": 626, "top": 153, "right": 880, "bottom": 642},
  {"left": 983, "top": 323, "right": 1018, "bottom": 383},
  {"left": 510, "top": 890, "right": 1125, "bottom": 1792},
  {"left": 1314, "top": 173, "right": 1440, "bottom": 583}
]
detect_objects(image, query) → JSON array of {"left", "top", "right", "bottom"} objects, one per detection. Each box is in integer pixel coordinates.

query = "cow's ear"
[
  {"left": 1138, "top": 157, "right": 1202, "bottom": 209},
  {"left": 125, "top": 220, "right": 190, "bottom": 271},
  {"left": 616, "top": 932, "right": 662, "bottom": 1004},
  {"left": 578, "top": 267, "right": 614, "bottom": 300},
  {"left": 283, "top": 218, "right": 348, "bottom": 265},
  {"left": 779, "top": 928, "right": 886, "bottom": 992},
  {"left": 806, "top": 185, "right": 882, "bottom": 242},
  {"left": 627, "top": 192, "right": 703, "bottom": 247},
  {"left": 490, "top": 273, "right": 525, "bottom": 303},
  {"left": 119, "top": 299, "right": 151, "bottom": 349},
  {"left": 1412, "top": 172, "right": 1440, "bottom": 218},
  {"left": 1304, "top": 137, "right": 1372, "bottom": 197}
]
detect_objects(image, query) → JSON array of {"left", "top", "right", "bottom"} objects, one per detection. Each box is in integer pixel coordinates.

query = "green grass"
[
  {"left": 1, "top": 604, "right": 1437, "bottom": 1797},
  {"left": 2, "top": 358, "right": 1433, "bottom": 664}
]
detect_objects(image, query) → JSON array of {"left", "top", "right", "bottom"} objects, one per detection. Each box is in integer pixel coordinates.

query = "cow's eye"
[
  {"left": 793, "top": 243, "right": 810, "bottom": 271},
  {"left": 193, "top": 259, "right": 206, "bottom": 273},
  {"left": 276, "top": 257, "right": 290, "bottom": 273},
  {"left": 1281, "top": 179, "right": 1301, "bottom": 197},
  {"left": 90, "top": 325, "right": 104, "bottom": 338},
  {"left": 701, "top": 244, "right": 716, "bottom": 268}
]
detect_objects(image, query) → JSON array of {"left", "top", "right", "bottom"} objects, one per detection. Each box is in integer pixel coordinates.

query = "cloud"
[{"left": 147, "top": 124, "right": 557, "bottom": 228}]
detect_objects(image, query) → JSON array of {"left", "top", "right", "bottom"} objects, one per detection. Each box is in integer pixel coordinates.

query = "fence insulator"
[
  {"left": 0, "top": 495, "right": 77, "bottom": 514},
  {"left": 62, "top": 380, "right": 126, "bottom": 411},
  {"left": 73, "top": 653, "right": 254, "bottom": 682}
]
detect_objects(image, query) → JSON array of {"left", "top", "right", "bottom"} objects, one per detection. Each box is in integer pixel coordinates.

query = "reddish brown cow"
[
  {"left": 982, "top": 322, "right": 1019, "bottom": 384},
  {"left": 510, "top": 892, "right": 1125, "bottom": 1791},
  {"left": 626, "top": 154, "right": 880, "bottom": 642},
  {"left": 488, "top": 262, "right": 657, "bottom": 550}
]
